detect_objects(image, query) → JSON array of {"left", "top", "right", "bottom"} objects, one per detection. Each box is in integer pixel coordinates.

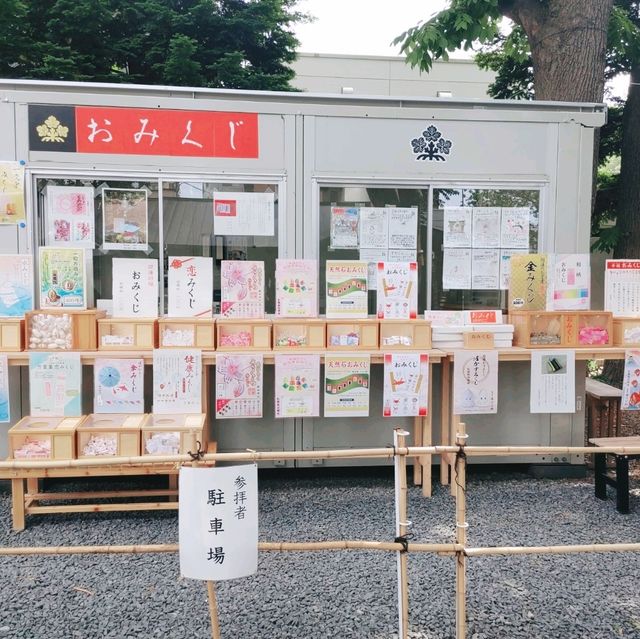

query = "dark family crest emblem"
[{"left": 411, "top": 125, "right": 452, "bottom": 161}]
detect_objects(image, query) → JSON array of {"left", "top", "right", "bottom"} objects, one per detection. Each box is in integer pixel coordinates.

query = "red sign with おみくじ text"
[{"left": 75, "top": 107, "right": 258, "bottom": 158}]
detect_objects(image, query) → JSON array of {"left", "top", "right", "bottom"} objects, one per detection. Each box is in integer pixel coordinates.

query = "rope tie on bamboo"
[
  {"left": 187, "top": 440, "right": 205, "bottom": 462},
  {"left": 246, "top": 448, "right": 258, "bottom": 464},
  {"left": 394, "top": 532, "right": 414, "bottom": 553}
]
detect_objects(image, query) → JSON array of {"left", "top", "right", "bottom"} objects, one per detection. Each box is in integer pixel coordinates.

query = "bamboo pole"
[
  {"left": 207, "top": 581, "right": 221, "bottom": 639},
  {"left": 455, "top": 422, "right": 468, "bottom": 639},
  {"left": 465, "top": 543, "right": 640, "bottom": 557},
  {"left": 393, "top": 428, "right": 411, "bottom": 639}
]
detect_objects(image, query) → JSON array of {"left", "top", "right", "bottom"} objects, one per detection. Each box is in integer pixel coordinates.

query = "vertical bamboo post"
[
  {"left": 412, "top": 416, "right": 423, "bottom": 486},
  {"left": 393, "top": 428, "right": 411, "bottom": 639},
  {"left": 450, "top": 414, "right": 461, "bottom": 497},
  {"left": 421, "top": 361, "right": 434, "bottom": 497},
  {"left": 455, "top": 422, "right": 468, "bottom": 639},
  {"left": 440, "top": 356, "right": 451, "bottom": 485},
  {"left": 207, "top": 580, "right": 221, "bottom": 639}
]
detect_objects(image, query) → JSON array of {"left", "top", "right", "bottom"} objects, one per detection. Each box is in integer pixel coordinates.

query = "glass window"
[{"left": 432, "top": 187, "right": 541, "bottom": 311}]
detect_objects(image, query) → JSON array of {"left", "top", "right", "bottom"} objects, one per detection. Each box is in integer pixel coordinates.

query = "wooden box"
[
  {"left": 272, "top": 319, "right": 326, "bottom": 350},
  {"left": 142, "top": 413, "right": 206, "bottom": 456},
  {"left": 379, "top": 320, "right": 431, "bottom": 350},
  {"left": 216, "top": 319, "right": 271, "bottom": 350},
  {"left": 0, "top": 318, "right": 24, "bottom": 351},
  {"left": 613, "top": 317, "right": 640, "bottom": 346},
  {"left": 326, "top": 318, "right": 379, "bottom": 350},
  {"left": 158, "top": 318, "right": 216, "bottom": 349},
  {"left": 77, "top": 413, "right": 145, "bottom": 458},
  {"left": 98, "top": 318, "right": 158, "bottom": 350},
  {"left": 26, "top": 309, "right": 105, "bottom": 351},
  {"left": 511, "top": 311, "right": 613, "bottom": 348},
  {"left": 8, "top": 415, "right": 84, "bottom": 460}
]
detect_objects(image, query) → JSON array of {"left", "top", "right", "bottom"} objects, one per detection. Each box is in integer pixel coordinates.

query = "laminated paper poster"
[
  {"left": 359, "top": 208, "right": 388, "bottom": 249},
  {"left": 179, "top": 464, "right": 258, "bottom": 581},
  {"left": 548, "top": 254, "right": 590, "bottom": 311},
  {"left": 29, "top": 352, "right": 82, "bottom": 417},
  {"left": 213, "top": 191, "right": 274, "bottom": 237},
  {"left": 443, "top": 207, "right": 472, "bottom": 248},
  {"left": 153, "top": 349, "right": 202, "bottom": 414},
  {"left": 499, "top": 249, "right": 527, "bottom": 290},
  {"left": 0, "top": 355, "right": 9, "bottom": 422},
  {"left": 45, "top": 186, "right": 95, "bottom": 247},
  {"left": 112, "top": 258, "right": 158, "bottom": 318},
  {"left": 376, "top": 262, "right": 418, "bottom": 319},
  {"left": 604, "top": 260, "right": 640, "bottom": 316},
  {"left": 0, "top": 254, "right": 33, "bottom": 316},
  {"left": 0, "top": 161, "right": 25, "bottom": 224},
  {"left": 94, "top": 358, "right": 145, "bottom": 414},
  {"left": 443, "top": 248, "right": 471, "bottom": 290},
  {"left": 383, "top": 353, "right": 429, "bottom": 418},
  {"left": 324, "top": 354, "right": 370, "bottom": 417},
  {"left": 388, "top": 208, "right": 418, "bottom": 250},
  {"left": 330, "top": 207, "right": 359, "bottom": 248},
  {"left": 215, "top": 353, "right": 263, "bottom": 419},
  {"left": 471, "top": 249, "right": 500, "bottom": 290},
  {"left": 275, "top": 259, "right": 318, "bottom": 317},
  {"left": 530, "top": 350, "right": 575, "bottom": 413},
  {"left": 102, "top": 188, "right": 148, "bottom": 251},
  {"left": 220, "top": 260, "right": 264, "bottom": 318},
  {"left": 274, "top": 353, "right": 320, "bottom": 418},
  {"left": 453, "top": 350, "right": 498, "bottom": 415},
  {"left": 39, "top": 247, "right": 86, "bottom": 309},
  {"left": 472, "top": 208, "right": 501, "bottom": 248},
  {"left": 622, "top": 349, "right": 640, "bottom": 410},
  {"left": 325, "top": 260, "right": 368, "bottom": 318},
  {"left": 168, "top": 256, "right": 213, "bottom": 318},
  {"left": 509, "top": 254, "right": 547, "bottom": 311},
  {"left": 500, "top": 208, "right": 530, "bottom": 249}
]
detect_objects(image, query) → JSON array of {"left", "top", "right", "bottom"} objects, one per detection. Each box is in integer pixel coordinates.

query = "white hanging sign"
[{"left": 530, "top": 350, "right": 576, "bottom": 413}]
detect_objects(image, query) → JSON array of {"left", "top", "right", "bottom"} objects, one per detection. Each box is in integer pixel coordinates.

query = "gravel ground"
[{"left": 0, "top": 468, "right": 638, "bottom": 639}]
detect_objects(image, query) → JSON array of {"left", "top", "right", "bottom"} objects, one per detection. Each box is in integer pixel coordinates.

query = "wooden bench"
[
  {"left": 590, "top": 436, "right": 640, "bottom": 513},
  {"left": 585, "top": 378, "right": 622, "bottom": 439}
]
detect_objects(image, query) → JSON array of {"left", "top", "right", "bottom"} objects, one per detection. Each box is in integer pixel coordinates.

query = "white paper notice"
[
  {"left": 499, "top": 249, "right": 527, "bottom": 290},
  {"left": 168, "top": 257, "right": 213, "bottom": 317},
  {"left": 359, "top": 207, "right": 388, "bottom": 248},
  {"left": 453, "top": 350, "right": 499, "bottom": 415},
  {"left": 443, "top": 248, "right": 472, "bottom": 289},
  {"left": 179, "top": 464, "right": 258, "bottom": 581},
  {"left": 383, "top": 353, "right": 429, "bottom": 417},
  {"left": 360, "top": 248, "right": 388, "bottom": 290},
  {"left": 471, "top": 249, "right": 500, "bottom": 290},
  {"left": 387, "top": 207, "right": 418, "bottom": 250},
  {"left": 472, "top": 207, "right": 501, "bottom": 248},
  {"left": 500, "top": 208, "right": 530, "bottom": 249},
  {"left": 324, "top": 354, "right": 370, "bottom": 417},
  {"left": 112, "top": 258, "right": 158, "bottom": 318},
  {"left": 443, "top": 207, "right": 472, "bottom": 248},
  {"left": 604, "top": 260, "right": 640, "bottom": 316},
  {"left": 549, "top": 254, "right": 590, "bottom": 311},
  {"left": 622, "top": 350, "right": 640, "bottom": 410},
  {"left": 330, "top": 207, "right": 359, "bottom": 248},
  {"left": 388, "top": 249, "right": 417, "bottom": 262},
  {"left": 530, "top": 350, "right": 576, "bottom": 413},
  {"left": 152, "top": 349, "right": 202, "bottom": 414},
  {"left": 213, "top": 191, "right": 274, "bottom": 237}
]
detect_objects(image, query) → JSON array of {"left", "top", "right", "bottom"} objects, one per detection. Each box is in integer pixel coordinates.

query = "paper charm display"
[
  {"left": 274, "top": 353, "right": 320, "bottom": 418},
  {"left": 179, "top": 464, "right": 258, "bottom": 581},
  {"left": 325, "top": 260, "right": 368, "bottom": 318},
  {"left": 0, "top": 254, "right": 33, "bottom": 316},
  {"left": 324, "top": 354, "right": 370, "bottom": 417},
  {"left": 168, "top": 256, "right": 213, "bottom": 318},
  {"left": 383, "top": 353, "right": 429, "bottom": 418},
  {"left": 530, "top": 351, "right": 575, "bottom": 413},
  {"left": 0, "top": 354, "right": 9, "bottom": 422},
  {"left": 508, "top": 253, "right": 547, "bottom": 311},
  {"left": 39, "top": 247, "right": 87, "bottom": 309},
  {"left": 46, "top": 186, "right": 95, "bottom": 247},
  {"left": 102, "top": 188, "right": 148, "bottom": 251},
  {"left": 330, "top": 207, "right": 359, "bottom": 248},
  {"left": 376, "top": 262, "right": 417, "bottom": 319},
  {"left": 112, "top": 258, "right": 158, "bottom": 318},
  {"left": 29, "top": 352, "right": 82, "bottom": 417},
  {"left": 215, "top": 353, "right": 263, "bottom": 419},
  {"left": 622, "top": 350, "right": 640, "bottom": 410},
  {"left": 604, "top": 260, "right": 640, "bottom": 316},
  {"left": 94, "top": 358, "right": 145, "bottom": 414},
  {"left": 548, "top": 254, "right": 590, "bottom": 311},
  {"left": 220, "top": 260, "right": 265, "bottom": 318},
  {"left": 213, "top": 191, "right": 275, "bottom": 237},
  {"left": 275, "top": 259, "right": 318, "bottom": 317},
  {"left": 153, "top": 349, "right": 202, "bottom": 414},
  {"left": 0, "top": 161, "right": 25, "bottom": 224},
  {"left": 453, "top": 350, "right": 498, "bottom": 415}
]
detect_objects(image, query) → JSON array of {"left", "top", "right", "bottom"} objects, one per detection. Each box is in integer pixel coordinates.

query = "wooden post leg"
[
  {"left": 615, "top": 455, "right": 630, "bottom": 514},
  {"left": 440, "top": 357, "right": 451, "bottom": 486},
  {"left": 207, "top": 581, "right": 221, "bottom": 639},
  {"left": 421, "top": 364, "right": 434, "bottom": 497},
  {"left": 413, "top": 416, "right": 423, "bottom": 487},
  {"left": 455, "top": 423, "right": 467, "bottom": 639},
  {"left": 26, "top": 478, "right": 38, "bottom": 495},
  {"left": 11, "top": 478, "right": 26, "bottom": 532},
  {"left": 594, "top": 453, "right": 607, "bottom": 500},
  {"left": 168, "top": 474, "right": 178, "bottom": 503},
  {"left": 450, "top": 414, "right": 461, "bottom": 497},
  {"left": 393, "top": 428, "right": 410, "bottom": 639}
]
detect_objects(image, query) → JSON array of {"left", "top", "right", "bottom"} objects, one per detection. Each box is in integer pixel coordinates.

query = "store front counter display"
[
  {"left": 98, "top": 317, "right": 158, "bottom": 350},
  {"left": 77, "top": 413, "right": 145, "bottom": 458},
  {"left": 26, "top": 309, "right": 105, "bottom": 350},
  {"left": 158, "top": 318, "right": 216, "bottom": 349},
  {"left": 9, "top": 415, "right": 84, "bottom": 460}
]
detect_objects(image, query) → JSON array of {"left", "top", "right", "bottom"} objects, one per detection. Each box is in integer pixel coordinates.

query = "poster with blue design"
[
  {"left": 0, "top": 355, "right": 9, "bottom": 422},
  {"left": 29, "top": 352, "right": 82, "bottom": 416},
  {"left": 94, "top": 358, "right": 145, "bottom": 413},
  {"left": 0, "top": 254, "right": 33, "bottom": 316}
]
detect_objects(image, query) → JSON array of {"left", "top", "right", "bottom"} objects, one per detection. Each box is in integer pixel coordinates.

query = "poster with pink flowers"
[
  {"left": 45, "top": 186, "right": 95, "bottom": 248},
  {"left": 220, "top": 260, "right": 264, "bottom": 318},
  {"left": 215, "top": 353, "right": 263, "bottom": 419}
]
